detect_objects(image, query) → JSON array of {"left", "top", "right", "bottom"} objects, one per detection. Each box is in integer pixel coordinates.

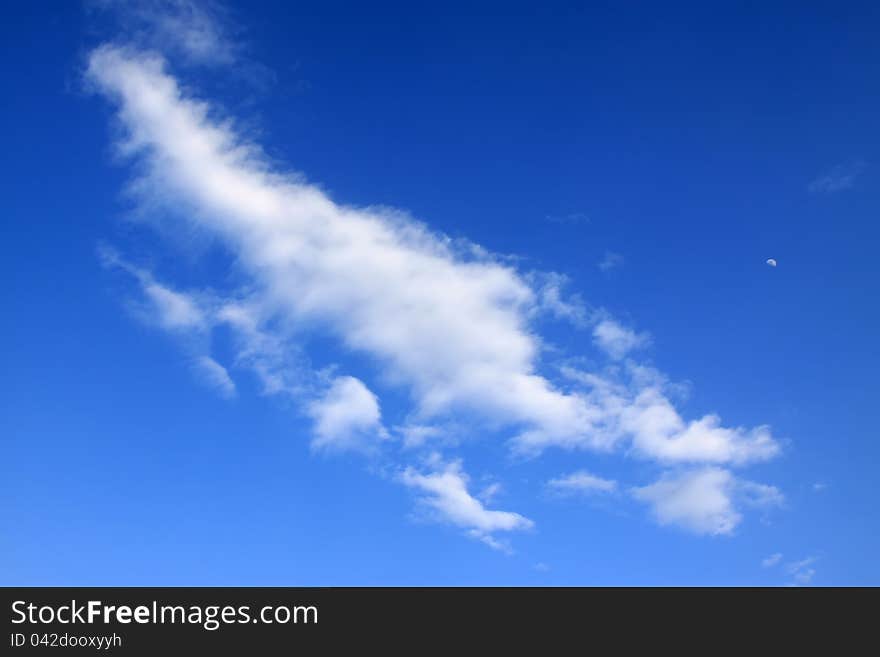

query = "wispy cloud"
[
  {"left": 547, "top": 471, "right": 617, "bottom": 495},
  {"left": 808, "top": 161, "right": 866, "bottom": 194},
  {"left": 100, "top": 246, "right": 316, "bottom": 403},
  {"left": 98, "top": 245, "right": 207, "bottom": 332},
  {"left": 477, "top": 481, "right": 503, "bottom": 504},
  {"left": 532, "top": 272, "right": 589, "bottom": 327},
  {"left": 761, "top": 552, "right": 819, "bottom": 585},
  {"left": 785, "top": 556, "right": 818, "bottom": 586},
  {"left": 597, "top": 251, "right": 624, "bottom": 272},
  {"left": 592, "top": 318, "right": 649, "bottom": 360},
  {"left": 91, "top": 0, "right": 238, "bottom": 66},
  {"left": 761, "top": 552, "right": 783, "bottom": 568},
  {"left": 193, "top": 355, "right": 236, "bottom": 399}
]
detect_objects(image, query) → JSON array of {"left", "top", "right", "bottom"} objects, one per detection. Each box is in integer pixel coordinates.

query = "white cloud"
[
  {"left": 400, "top": 460, "right": 533, "bottom": 551},
  {"left": 308, "top": 376, "right": 387, "bottom": 451},
  {"left": 762, "top": 552, "right": 783, "bottom": 568},
  {"left": 104, "top": 248, "right": 387, "bottom": 444},
  {"left": 632, "top": 468, "right": 740, "bottom": 535},
  {"left": 87, "top": 41, "right": 786, "bottom": 544},
  {"left": 85, "top": 45, "right": 623, "bottom": 455},
  {"left": 554, "top": 365, "right": 780, "bottom": 465},
  {"left": 193, "top": 355, "right": 236, "bottom": 398},
  {"left": 631, "top": 467, "right": 783, "bottom": 536},
  {"left": 547, "top": 470, "right": 617, "bottom": 494},
  {"left": 592, "top": 318, "right": 649, "bottom": 360},
  {"left": 621, "top": 389, "right": 779, "bottom": 465},
  {"left": 88, "top": 46, "right": 781, "bottom": 466}
]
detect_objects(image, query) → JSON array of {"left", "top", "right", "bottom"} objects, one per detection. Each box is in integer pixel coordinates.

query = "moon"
[{"left": 766, "top": 258, "right": 777, "bottom": 267}]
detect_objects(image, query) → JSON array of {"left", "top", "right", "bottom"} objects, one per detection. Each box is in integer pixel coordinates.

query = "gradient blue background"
[{"left": 1, "top": 1, "right": 878, "bottom": 584}]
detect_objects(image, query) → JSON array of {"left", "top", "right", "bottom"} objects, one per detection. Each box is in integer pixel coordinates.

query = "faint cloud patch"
[
  {"left": 547, "top": 470, "right": 617, "bottom": 495},
  {"left": 761, "top": 552, "right": 783, "bottom": 568},
  {"left": 477, "top": 481, "right": 503, "bottom": 504},
  {"left": 592, "top": 318, "right": 650, "bottom": 360},
  {"left": 193, "top": 355, "right": 236, "bottom": 399},
  {"left": 89, "top": 0, "right": 238, "bottom": 66},
  {"left": 598, "top": 251, "right": 625, "bottom": 273},
  {"left": 545, "top": 212, "right": 590, "bottom": 226},
  {"left": 786, "top": 556, "right": 818, "bottom": 586},
  {"left": 531, "top": 272, "right": 589, "bottom": 328},
  {"left": 808, "top": 161, "right": 866, "bottom": 194}
]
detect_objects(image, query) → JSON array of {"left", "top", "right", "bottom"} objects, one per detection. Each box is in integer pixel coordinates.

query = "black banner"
[{"left": 1, "top": 587, "right": 871, "bottom": 653}]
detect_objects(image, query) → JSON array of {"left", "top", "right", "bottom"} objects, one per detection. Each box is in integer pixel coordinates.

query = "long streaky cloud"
[
  {"left": 86, "top": 45, "right": 611, "bottom": 452},
  {"left": 86, "top": 46, "right": 779, "bottom": 463},
  {"left": 88, "top": 41, "right": 783, "bottom": 543}
]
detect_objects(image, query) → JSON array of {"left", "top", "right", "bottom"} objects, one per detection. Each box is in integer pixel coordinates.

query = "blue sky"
[{"left": 2, "top": 1, "right": 878, "bottom": 585}]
